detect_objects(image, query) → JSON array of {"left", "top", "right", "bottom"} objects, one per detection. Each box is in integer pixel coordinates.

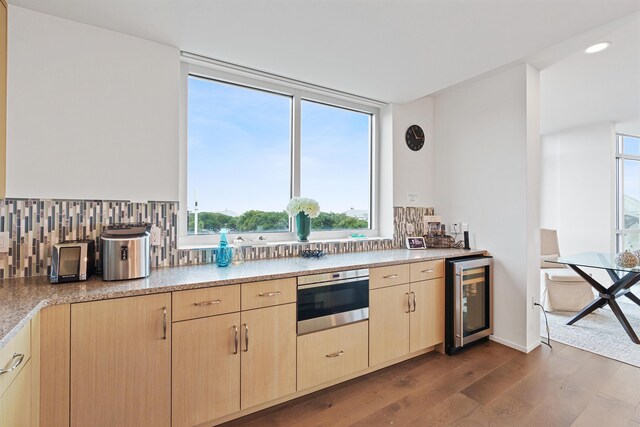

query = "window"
[
  {"left": 182, "top": 64, "right": 378, "bottom": 244},
  {"left": 616, "top": 134, "right": 640, "bottom": 251}
]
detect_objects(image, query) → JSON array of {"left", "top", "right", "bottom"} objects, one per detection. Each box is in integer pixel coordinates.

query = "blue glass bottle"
[{"left": 216, "top": 228, "right": 233, "bottom": 267}]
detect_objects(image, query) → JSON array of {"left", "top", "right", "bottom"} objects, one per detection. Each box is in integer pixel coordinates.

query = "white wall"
[
  {"left": 392, "top": 96, "right": 435, "bottom": 207},
  {"left": 540, "top": 122, "right": 615, "bottom": 256},
  {"left": 7, "top": 6, "right": 180, "bottom": 201},
  {"left": 434, "top": 64, "right": 541, "bottom": 352},
  {"left": 617, "top": 117, "right": 640, "bottom": 136}
]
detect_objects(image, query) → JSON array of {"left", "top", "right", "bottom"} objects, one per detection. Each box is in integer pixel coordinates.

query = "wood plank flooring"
[{"left": 222, "top": 340, "right": 640, "bottom": 427}]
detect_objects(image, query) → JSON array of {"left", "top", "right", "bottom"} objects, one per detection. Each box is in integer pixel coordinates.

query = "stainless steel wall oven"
[{"left": 297, "top": 269, "right": 369, "bottom": 335}]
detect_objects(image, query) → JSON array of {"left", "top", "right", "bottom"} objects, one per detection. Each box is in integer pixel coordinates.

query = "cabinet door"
[
  {"left": 241, "top": 303, "right": 296, "bottom": 409},
  {"left": 0, "top": 360, "right": 31, "bottom": 427},
  {"left": 369, "top": 284, "right": 410, "bottom": 366},
  {"left": 71, "top": 293, "right": 171, "bottom": 427},
  {"left": 172, "top": 313, "right": 241, "bottom": 427},
  {"left": 410, "top": 278, "right": 445, "bottom": 353}
]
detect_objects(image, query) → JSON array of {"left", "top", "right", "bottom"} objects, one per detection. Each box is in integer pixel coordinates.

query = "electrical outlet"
[
  {"left": 0, "top": 232, "right": 9, "bottom": 253},
  {"left": 406, "top": 223, "right": 415, "bottom": 234},
  {"left": 532, "top": 296, "right": 538, "bottom": 309},
  {"left": 150, "top": 226, "right": 162, "bottom": 246}
]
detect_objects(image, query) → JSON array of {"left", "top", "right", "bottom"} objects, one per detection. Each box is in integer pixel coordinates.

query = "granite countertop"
[{"left": 0, "top": 248, "right": 485, "bottom": 348}]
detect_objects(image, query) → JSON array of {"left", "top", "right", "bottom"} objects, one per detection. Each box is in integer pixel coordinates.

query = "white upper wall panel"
[{"left": 7, "top": 6, "right": 180, "bottom": 201}]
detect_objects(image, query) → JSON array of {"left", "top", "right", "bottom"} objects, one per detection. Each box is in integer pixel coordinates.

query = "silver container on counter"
[{"left": 101, "top": 223, "right": 151, "bottom": 281}]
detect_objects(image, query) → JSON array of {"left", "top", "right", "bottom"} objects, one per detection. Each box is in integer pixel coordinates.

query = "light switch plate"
[{"left": 407, "top": 193, "right": 419, "bottom": 203}]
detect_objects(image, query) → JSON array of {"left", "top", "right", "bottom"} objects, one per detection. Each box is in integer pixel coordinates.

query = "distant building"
[
  {"left": 344, "top": 208, "right": 369, "bottom": 221},
  {"left": 215, "top": 209, "right": 240, "bottom": 217}
]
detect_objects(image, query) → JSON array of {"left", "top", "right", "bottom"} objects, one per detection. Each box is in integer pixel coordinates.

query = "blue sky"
[{"left": 187, "top": 76, "right": 370, "bottom": 215}]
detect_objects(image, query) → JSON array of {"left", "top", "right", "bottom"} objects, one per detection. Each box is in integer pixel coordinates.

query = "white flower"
[{"left": 286, "top": 197, "right": 320, "bottom": 218}]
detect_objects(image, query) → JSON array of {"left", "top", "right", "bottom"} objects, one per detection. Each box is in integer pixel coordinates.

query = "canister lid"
[{"left": 101, "top": 222, "right": 151, "bottom": 238}]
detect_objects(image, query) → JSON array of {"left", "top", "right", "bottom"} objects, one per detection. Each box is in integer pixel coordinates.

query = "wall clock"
[{"left": 405, "top": 124, "right": 425, "bottom": 151}]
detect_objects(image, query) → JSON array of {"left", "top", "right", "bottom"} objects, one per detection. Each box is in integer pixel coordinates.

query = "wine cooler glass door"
[{"left": 455, "top": 258, "right": 493, "bottom": 348}]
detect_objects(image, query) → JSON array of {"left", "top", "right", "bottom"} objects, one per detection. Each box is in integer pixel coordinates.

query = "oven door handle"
[{"left": 298, "top": 276, "right": 369, "bottom": 290}]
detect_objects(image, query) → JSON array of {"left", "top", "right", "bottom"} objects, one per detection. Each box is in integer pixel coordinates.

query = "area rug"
[{"left": 540, "top": 298, "right": 640, "bottom": 367}]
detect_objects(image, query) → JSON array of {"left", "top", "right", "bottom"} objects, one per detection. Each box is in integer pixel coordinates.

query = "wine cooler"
[{"left": 445, "top": 256, "right": 493, "bottom": 355}]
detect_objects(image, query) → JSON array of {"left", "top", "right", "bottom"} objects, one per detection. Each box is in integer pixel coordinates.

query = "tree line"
[{"left": 188, "top": 210, "right": 368, "bottom": 233}]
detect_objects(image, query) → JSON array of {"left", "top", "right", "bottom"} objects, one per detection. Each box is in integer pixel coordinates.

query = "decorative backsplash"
[
  {"left": 393, "top": 206, "right": 435, "bottom": 247},
  {"left": 0, "top": 199, "right": 404, "bottom": 279}
]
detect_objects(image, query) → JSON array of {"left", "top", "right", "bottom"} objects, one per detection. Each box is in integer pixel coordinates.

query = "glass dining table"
[{"left": 549, "top": 252, "right": 640, "bottom": 344}]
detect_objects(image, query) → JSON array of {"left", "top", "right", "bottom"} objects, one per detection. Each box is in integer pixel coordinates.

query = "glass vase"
[{"left": 296, "top": 212, "right": 311, "bottom": 242}]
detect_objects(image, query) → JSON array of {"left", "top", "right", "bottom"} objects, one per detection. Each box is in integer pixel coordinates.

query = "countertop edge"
[{"left": 0, "top": 249, "right": 486, "bottom": 348}]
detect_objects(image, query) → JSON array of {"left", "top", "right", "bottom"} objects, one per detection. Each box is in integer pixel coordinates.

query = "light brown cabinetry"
[
  {"left": 297, "top": 321, "right": 368, "bottom": 391},
  {"left": 0, "top": 319, "right": 31, "bottom": 427},
  {"left": 70, "top": 293, "right": 171, "bottom": 427},
  {"left": 241, "top": 303, "right": 296, "bottom": 409},
  {"left": 172, "top": 280, "right": 296, "bottom": 427},
  {"left": 172, "top": 312, "right": 241, "bottom": 427},
  {"left": 410, "top": 278, "right": 445, "bottom": 353},
  {"left": 370, "top": 260, "right": 445, "bottom": 367},
  {"left": 0, "top": 360, "right": 31, "bottom": 427},
  {"left": 369, "top": 284, "right": 410, "bottom": 366},
  {"left": 32, "top": 304, "right": 71, "bottom": 427}
]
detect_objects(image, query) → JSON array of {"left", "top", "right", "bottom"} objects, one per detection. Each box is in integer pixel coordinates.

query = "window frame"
[
  {"left": 615, "top": 133, "right": 640, "bottom": 251},
  {"left": 178, "top": 62, "right": 380, "bottom": 247}
]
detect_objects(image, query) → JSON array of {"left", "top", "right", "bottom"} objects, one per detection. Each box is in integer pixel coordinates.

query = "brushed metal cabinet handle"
[
  {"left": 162, "top": 306, "right": 167, "bottom": 340},
  {"left": 233, "top": 325, "right": 239, "bottom": 355},
  {"left": 421, "top": 269, "right": 435, "bottom": 273},
  {"left": 383, "top": 274, "right": 398, "bottom": 279},
  {"left": 258, "top": 291, "right": 281, "bottom": 297},
  {"left": 194, "top": 299, "right": 222, "bottom": 306},
  {"left": 0, "top": 353, "right": 25, "bottom": 375},
  {"left": 405, "top": 292, "right": 411, "bottom": 313},
  {"left": 243, "top": 323, "right": 249, "bottom": 352},
  {"left": 326, "top": 351, "right": 345, "bottom": 358},
  {"left": 411, "top": 292, "right": 417, "bottom": 312}
]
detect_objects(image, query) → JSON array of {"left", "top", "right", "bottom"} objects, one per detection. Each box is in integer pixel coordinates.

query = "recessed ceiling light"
[{"left": 585, "top": 42, "right": 611, "bottom": 54}]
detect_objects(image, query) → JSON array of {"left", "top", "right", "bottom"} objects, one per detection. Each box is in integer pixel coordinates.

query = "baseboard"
[{"left": 489, "top": 335, "right": 532, "bottom": 353}]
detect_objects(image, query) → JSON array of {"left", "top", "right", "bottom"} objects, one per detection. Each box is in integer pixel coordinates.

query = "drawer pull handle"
[
  {"left": 162, "top": 306, "right": 167, "bottom": 340},
  {"left": 258, "top": 291, "right": 281, "bottom": 297},
  {"left": 233, "top": 325, "right": 239, "bottom": 354},
  {"left": 383, "top": 274, "right": 398, "bottom": 279},
  {"left": 0, "top": 353, "right": 25, "bottom": 375},
  {"left": 326, "top": 351, "right": 345, "bottom": 358},
  {"left": 421, "top": 269, "right": 435, "bottom": 273},
  {"left": 194, "top": 299, "right": 222, "bottom": 306}
]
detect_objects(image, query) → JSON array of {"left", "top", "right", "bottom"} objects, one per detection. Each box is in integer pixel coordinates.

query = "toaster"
[
  {"left": 50, "top": 240, "right": 96, "bottom": 283},
  {"left": 101, "top": 223, "right": 151, "bottom": 281}
]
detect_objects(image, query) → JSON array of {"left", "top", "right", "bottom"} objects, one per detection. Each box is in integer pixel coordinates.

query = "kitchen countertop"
[{"left": 0, "top": 248, "right": 485, "bottom": 348}]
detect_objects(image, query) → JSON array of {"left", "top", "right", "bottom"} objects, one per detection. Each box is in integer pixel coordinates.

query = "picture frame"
[{"left": 406, "top": 236, "right": 427, "bottom": 250}]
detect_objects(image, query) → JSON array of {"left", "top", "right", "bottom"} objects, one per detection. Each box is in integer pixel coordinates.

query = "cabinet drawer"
[
  {"left": 409, "top": 259, "right": 444, "bottom": 282},
  {"left": 241, "top": 278, "right": 296, "bottom": 310},
  {"left": 297, "top": 321, "right": 368, "bottom": 391},
  {"left": 0, "top": 322, "right": 30, "bottom": 399},
  {"left": 370, "top": 264, "right": 410, "bottom": 289},
  {"left": 173, "top": 285, "right": 240, "bottom": 322}
]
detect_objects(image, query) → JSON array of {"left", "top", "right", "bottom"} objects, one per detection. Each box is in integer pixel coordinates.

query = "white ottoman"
[{"left": 541, "top": 268, "right": 595, "bottom": 312}]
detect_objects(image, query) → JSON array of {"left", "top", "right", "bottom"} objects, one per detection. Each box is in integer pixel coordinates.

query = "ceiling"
[
  {"left": 540, "top": 13, "right": 640, "bottom": 135},
  {"left": 10, "top": 0, "right": 640, "bottom": 104}
]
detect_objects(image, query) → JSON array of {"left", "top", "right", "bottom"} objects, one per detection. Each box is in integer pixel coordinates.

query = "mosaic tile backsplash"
[
  {"left": 0, "top": 199, "right": 418, "bottom": 279},
  {"left": 393, "top": 206, "right": 435, "bottom": 248}
]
